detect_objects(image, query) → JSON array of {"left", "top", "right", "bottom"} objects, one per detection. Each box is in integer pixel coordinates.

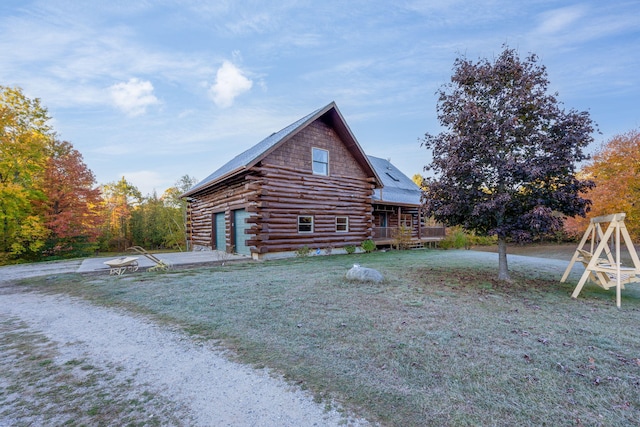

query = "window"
[
  {"left": 312, "top": 148, "right": 329, "bottom": 175},
  {"left": 336, "top": 216, "right": 349, "bottom": 232},
  {"left": 298, "top": 215, "right": 314, "bottom": 233}
]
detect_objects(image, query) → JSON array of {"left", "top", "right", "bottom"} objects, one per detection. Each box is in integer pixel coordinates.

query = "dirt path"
[
  {"left": 0, "top": 259, "right": 81, "bottom": 282},
  {"left": 0, "top": 289, "right": 367, "bottom": 426}
]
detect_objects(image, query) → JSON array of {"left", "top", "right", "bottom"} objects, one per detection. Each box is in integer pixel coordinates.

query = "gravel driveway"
[
  {"left": 0, "top": 264, "right": 368, "bottom": 426},
  {"left": 0, "top": 259, "right": 81, "bottom": 282},
  {"left": 1, "top": 251, "right": 583, "bottom": 426}
]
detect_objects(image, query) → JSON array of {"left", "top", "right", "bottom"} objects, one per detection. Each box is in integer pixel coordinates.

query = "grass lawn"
[{"left": 17, "top": 249, "right": 640, "bottom": 426}]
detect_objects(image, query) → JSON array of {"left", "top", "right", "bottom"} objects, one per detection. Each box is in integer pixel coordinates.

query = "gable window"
[
  {"left": 298, "top": 215, "right": 314, "bottom": 233},
  {"left": 336, "top": 216, "right": 349, "bottom": 232},
  {"left": 312, "top": 148, "right": 329, "bottom": 175}
]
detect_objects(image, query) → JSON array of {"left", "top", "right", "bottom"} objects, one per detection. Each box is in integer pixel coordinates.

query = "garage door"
[
  {"left": 233, "top": 209, "right": 252, "bottom": 256},
  {"left": 214, "top": 212, "right": 225, "bottom": 251}
]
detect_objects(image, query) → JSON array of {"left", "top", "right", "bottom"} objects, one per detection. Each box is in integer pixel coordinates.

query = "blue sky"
[{"left": 1, "top": 1, "right": 638, "bottom": 195}]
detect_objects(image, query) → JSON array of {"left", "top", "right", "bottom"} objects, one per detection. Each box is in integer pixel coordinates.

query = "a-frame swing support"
[{"left": 561, "top": 213, "right": 640, "bottom": 307}]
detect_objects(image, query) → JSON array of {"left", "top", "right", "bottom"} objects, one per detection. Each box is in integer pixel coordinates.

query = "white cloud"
[
  {"left": 109, "top": 78, "right": 159, "bottom": 116},
  {"left": 534, "top": 5, "right": 587, "bottom": 36},
  {"left": 209, "top": 61, "right": 253, "bottom": 108},
  {"left": 225, "top": 12, "right": 273, "bottom": 35}
]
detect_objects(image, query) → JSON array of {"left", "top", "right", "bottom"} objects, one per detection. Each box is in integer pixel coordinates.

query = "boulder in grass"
[{"left": 346, "top": 264, "right": 384, "bottom": 283}]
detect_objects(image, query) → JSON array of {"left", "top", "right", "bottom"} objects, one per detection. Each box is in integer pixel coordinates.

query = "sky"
[{"left": 1, "top": 0, "right": 639, "bottom": 196}]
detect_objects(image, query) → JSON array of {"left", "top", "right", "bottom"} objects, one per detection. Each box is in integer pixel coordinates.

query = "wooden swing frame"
[{"left": 561, "top": 213, "right": 640, "bottom": 307}]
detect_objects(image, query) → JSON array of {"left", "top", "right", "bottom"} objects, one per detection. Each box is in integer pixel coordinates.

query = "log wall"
[
  {"left": 246, "top": 164, "right": 375, "bottom": 253},
  {"left": 186, "top": 175, "right": 257, "bottom": 252},
  {"left": 186, "top": 118, "right": 377, "bottom": 257}
]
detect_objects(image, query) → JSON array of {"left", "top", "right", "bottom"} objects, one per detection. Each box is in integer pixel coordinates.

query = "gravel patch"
[
  {"left": 0, "top": 291, "right": 368, "bottom": 426},
  {"left": 0, "top": 260, "right": 81, "bottom": 283}
]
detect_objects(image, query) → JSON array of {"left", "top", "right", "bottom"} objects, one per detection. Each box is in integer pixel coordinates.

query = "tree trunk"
[{"left": 497, "top": 237, "right": 510, "bottom": 281}]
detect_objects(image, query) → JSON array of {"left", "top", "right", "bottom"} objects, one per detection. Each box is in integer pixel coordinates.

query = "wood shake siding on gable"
[
  {"left": 251, "top": 121, "right": 375, "bottom": 254},
  {"left": 186, "top": 120, "right": 376, "bottom": 257},
  {"left": 263, "top": 120, "right": 365, "bottom": 176}
]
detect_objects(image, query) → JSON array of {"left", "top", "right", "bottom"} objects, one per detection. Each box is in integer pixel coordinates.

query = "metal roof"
[
  {"left": 183, "top": 108, "right": 322, "bottom": 196},
  {"left": 368, "top": 155, "right": 422, "bottom": 206},
  {"left": 182, "top": 102, "right": 380, "bottom": 197}
]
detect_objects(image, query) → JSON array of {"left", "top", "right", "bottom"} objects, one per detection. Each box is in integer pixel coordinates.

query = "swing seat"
[
  {"left": 562, "top": 213, "right": 640, "bottom": 307},
  {"left": 576, "top": 249, "right": 640, "bottom": 290}
]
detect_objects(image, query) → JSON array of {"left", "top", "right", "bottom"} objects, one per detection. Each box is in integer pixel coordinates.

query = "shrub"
[
  {"left": 361, "top": 239, "right": 376, "bottom": 253},
  {"left": 392, "top": 225, "right": 412, "bottom": 250},
  {"left": 295, "top": 245, "right": 311, "bottom": 257},
  {"left": 439, "top": 226, "right": 470, "bottom": 250},
  {"left": 469, "top": 233, "right": 497, "bottom": 246},
  {"left": 344, "top": 245, "right": 356, "bottom": 255}
]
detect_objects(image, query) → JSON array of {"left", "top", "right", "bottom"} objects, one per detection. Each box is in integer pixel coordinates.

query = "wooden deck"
[{"left": 372, "top": 226, "right": 446, "bottom": 248}]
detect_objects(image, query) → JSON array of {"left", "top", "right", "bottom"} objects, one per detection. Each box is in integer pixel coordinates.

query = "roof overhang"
[{"left": 181, "top": 101, "right": 382, "bottom": 198}]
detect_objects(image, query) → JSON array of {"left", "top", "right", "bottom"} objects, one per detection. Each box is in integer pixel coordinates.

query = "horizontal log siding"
[
  {"left": 246, "top": 166, "right": 374, "bottom": 253},
  {"left": 246, "top": 120, "right": 375, "bottom": 254},
  {"left": 186, "top": 118, "right": 377, "bottom": 256},
  {"left": 186, "top": 175, "right": 257, "bottom": 251}
]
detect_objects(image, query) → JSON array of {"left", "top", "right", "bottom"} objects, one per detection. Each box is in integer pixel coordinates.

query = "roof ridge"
[{"left": 183, "top": 103, "right": 336, "bottom": 196}]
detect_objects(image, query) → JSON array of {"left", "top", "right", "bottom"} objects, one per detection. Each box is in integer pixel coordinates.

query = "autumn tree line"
[
  {"left": 2, "top": 73, "right": 639, "bottom": 265},
  {"left": 1, "top": 85, "right": 197, "bottom": 264}
]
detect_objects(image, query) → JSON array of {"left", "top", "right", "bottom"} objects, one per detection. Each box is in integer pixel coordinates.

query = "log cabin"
[
  {"left": 368, "top": 155, "right": 446, "bottom": 247},
  {"left": 182, "top": 102, "right": 444, "bottom": 259}
]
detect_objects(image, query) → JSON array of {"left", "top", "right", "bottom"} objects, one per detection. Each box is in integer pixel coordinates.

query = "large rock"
[{"left": 345, "top": 264, "right": 384, "bottom": 283}]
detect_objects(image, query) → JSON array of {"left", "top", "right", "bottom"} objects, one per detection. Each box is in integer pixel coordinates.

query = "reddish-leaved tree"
[
  {"left": 422, "top": 47, "right": 595, "bottom": 280},
  {"left": 40, "top": 140, "right": 103, "bottom": 255}
]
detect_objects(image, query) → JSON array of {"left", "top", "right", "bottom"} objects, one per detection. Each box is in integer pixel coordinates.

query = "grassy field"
[{"left": 14, "top": 249, "right": 640, "bottom": 426}]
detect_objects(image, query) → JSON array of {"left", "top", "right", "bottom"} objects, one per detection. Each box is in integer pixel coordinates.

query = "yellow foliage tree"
[
  {"left": 101, "top": 177, "right": 142, "bottom": 251},
  {"left": 567, "top": 130, "right": 640, "bottom": 239},
  {"left": 411, "top": 173, "right": 426, "bottom": 189},
  {"left": 0, "top": 86, "right": 53, "bottom": 256}
]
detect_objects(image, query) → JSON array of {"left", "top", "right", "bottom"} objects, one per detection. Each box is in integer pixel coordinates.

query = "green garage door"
[
  {"left": 233, "top": 209, "right": 252, "bottom": 256},
  {"left": 214, "top": 212, "right": 225, "bottom": 251}
]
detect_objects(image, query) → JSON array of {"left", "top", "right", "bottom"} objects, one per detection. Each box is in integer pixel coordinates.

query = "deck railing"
[
  {"left": 421, "top": 226, "right": 447, "bottom": 238},
  {"left": 372, "top": 226, "right": 394, "bottom": 239},
  {"left": 372, "top": 226, "right": 446, "bottom": 240}
]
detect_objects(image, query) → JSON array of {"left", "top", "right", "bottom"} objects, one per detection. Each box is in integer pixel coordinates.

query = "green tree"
[
  {"left": 422, "top": 47, "right": 595, "bottom": 280},
  {"left": 102, "top": 175, "right": 196, "bottom": 252},
  {"left": 161, "top": 175, "right": 197, "bottom": 250},
  {"left": 130, "top": 191, "right": 166, "bottom": 249},
  {"left": 0, "top": 86, "right": 53, "bottom": 257},
  {"left": 101, "top": 177, "right": 142, "bottom": 251}
]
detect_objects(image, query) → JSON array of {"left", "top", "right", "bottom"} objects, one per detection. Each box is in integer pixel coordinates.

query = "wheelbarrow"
[{"left": 104, "top": 256, "right": 139, "bottom": 275}]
